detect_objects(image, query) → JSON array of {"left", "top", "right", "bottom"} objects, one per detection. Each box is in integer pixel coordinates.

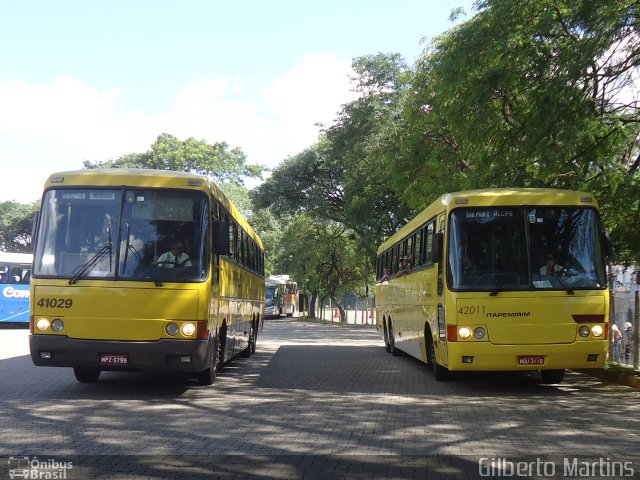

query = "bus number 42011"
[{"left": 37, "top": 298, "right": 73, "bottom": 308}]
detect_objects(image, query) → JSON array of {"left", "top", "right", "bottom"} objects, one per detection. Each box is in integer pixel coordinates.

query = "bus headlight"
[
  {"left": 51, "top": 319, "right": 64, "bottom": 332},
  {"left": 166, "top": 322, "right": 179, "bottom": 336},
  {"left": 473, "top": 327, "right": 486, "bottom": 339},
  {"left": 36, "top": 318, "right": 50, "bottom": 332},
  {"left": 181, "top": 323, "right": 196, "bottom": 336},
  {"left": 458, "top": 327, "right": 472, "bottom": 339},
  {"left": 591, "top": 325, "right": 604, "bottom": 337},
  {"left": 578, "top": 325, "right": 590, "bottom": 338}
]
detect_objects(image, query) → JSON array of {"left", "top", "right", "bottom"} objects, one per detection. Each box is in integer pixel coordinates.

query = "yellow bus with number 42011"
[
  {"left": 375, "top": 188, "right": 611, "bottom": 383},
  {"left": 29, "top": 169, "right": 265, "bottom": 385}
]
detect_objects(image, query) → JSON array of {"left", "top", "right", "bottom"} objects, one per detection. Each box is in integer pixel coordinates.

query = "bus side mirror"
[
  {"left": 432, "top": 232, "right": 443, "bottom": 264},
  {"left": 213, "top": 221, "right": 230, "bottom": 255}
]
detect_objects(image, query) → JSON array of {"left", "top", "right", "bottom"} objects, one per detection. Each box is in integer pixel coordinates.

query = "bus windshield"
[
  {"left": 265, "top": 286, "right": 277, "bottom": 307},
  {"left": 34, "top": 188, "right": 209, "bottom": 283},
  {"left": 448, "top": 206, "right": 606, "bottom": 292}
]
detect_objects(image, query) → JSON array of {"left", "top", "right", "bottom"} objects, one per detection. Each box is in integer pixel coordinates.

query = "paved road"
[{"left": 1, "top": 319, "right": 639, "bottom": 479}]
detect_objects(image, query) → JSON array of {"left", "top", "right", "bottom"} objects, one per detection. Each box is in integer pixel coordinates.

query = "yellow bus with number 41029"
[
  {"left": 375, "top": 188, "right": 611, "bottom": 383},
  {"left": 29, "top": 169, "right": 265, "bottom": 385}
]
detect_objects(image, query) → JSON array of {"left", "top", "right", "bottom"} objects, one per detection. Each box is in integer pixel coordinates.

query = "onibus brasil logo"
[{"left": 8, "top": 456, "right": 73, "bottom": 479}]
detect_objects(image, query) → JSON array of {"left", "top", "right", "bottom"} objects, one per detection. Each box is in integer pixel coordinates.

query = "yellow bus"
[
  {"left": 29, "top": 169, "right": 265, "bottom": 385},
  {"left": 375, "top": 188, "right": 611, "bottom": 383}
]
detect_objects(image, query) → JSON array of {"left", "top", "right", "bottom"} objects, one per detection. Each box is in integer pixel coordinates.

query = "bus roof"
[
  {"left": 0, "top": 252, "right": 33, "bottom": 263},
  {"left": 43, "top": 168, "right": 263, "bottom": 249},
  {"left": 378, "top": 187, "right": 598, "bottom": 254},
  {"left": 266, "top": 275, "right": 295, "bottom": 286}
]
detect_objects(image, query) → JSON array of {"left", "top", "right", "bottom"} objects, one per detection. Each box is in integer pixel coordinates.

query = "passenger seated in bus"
[
  {"left": 152, "top": 240, "right": 192, "bottom": 268},
  {"left": 19, "top": 271, "right": 31, "bottom": 284},
  {"left": 540, "top": 253, "right": 563, "bottom": 275},
  {"left": 11, "top": 268, "right": 22, "bottom": 283},
  {"left": 396, "top": 256, "right": 412, "bottom": 277},
  {"left": 379, "top": 267, "right": 390, "bottom": 282}
]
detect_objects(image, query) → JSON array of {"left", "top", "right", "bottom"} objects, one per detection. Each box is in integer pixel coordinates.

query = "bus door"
[{"left": 435, "top": 214, "right": 448, "bottom": 365}]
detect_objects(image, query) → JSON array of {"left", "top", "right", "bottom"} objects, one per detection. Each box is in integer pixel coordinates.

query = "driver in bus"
[
  {"left": 540, "top": 252, "right": 563, "bottom": 275},
  {"left": 152, "top": 240, "right": 192, "bottom": 268}
]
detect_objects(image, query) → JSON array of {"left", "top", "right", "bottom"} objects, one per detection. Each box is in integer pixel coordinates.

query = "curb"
[{"left": 578, "top": 368, "right": 640, "bottom": 389}]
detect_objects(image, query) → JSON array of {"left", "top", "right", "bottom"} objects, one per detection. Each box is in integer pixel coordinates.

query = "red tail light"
[
  {"left": 447, "top": 325, "right": 458, "bottom": 342},
  {"left": 197, "top": 321, "right": 209, "bottom": 340},
  {"left": 572, "top": 314, "right": 605, "bottom": 323}
]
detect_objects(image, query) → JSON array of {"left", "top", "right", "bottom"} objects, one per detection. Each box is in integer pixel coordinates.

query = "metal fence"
[
  {"left": 611, "top": 285, "right": 639, "bottom": 370},
  {"left": 318, "top": 295, "right": 376, "bottom": 326}
]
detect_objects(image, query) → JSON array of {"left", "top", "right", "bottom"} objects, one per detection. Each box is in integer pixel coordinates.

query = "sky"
[{"left": 0, "top": 0, "right": 475, "bottom": 203}]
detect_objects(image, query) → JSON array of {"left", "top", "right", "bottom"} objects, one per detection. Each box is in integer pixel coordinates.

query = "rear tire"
[
  {"left": 73, "top": 367, "right": 100, "bottom": 383},
  {"left": 540, "top": 369, "right": 565, "bottom": 384},
  {"left": 241, "top": 322, "right": 255, "bottom": 358},
  {"left": 426, "top": 331, "right": 450, "bottom": 381}
]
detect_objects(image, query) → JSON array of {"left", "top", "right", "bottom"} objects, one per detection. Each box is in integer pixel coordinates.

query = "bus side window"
[{"left": 414, "top": 230, "right": 422, "bottom": 268}]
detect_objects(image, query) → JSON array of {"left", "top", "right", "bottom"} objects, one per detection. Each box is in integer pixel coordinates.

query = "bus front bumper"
[
  {"left": 29, "top": 334, "right": 211, "bottom": 372},
  {"left": 445, "top": 341, "right": 608, "bottom": 371}
]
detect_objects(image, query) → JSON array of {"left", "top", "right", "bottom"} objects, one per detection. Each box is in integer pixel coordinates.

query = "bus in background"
[
  {"left": 376, "top": 188, "right": 610, "bottom": 384},
  {"left": 265, "top": 275, "right": 298, "bottom": 317},
  {"left": 29, "top": 169, "right": 265, "bottom": 385},
  {"left": 0, "top": 252, "right": 32, "bottom": 325},
  {"left": 265, "top": 276, "right": 282, "bottom": 318}
]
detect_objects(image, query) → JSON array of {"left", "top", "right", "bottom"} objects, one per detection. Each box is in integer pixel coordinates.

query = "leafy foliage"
[
  {"left": 0, "top": 201, "right": 39, "bottom": 252},
  {"left": 83, "top": 133, "right": 264, "bottom": 185}
]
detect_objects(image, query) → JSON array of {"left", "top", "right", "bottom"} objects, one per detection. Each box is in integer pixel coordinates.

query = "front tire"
[
  {"left": 426, "top": 331, "right": 450, "bottom": 381},
  {"left": 196, "top": 339, "right": 219, "bottom": 386},
  {"left": 74, "top": 367, "right": 100, "bottom": 383}
]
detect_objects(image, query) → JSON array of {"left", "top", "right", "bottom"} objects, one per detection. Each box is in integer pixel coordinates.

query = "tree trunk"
[{"left": 332, "top": 296, "right": 346, "bottom": 323}]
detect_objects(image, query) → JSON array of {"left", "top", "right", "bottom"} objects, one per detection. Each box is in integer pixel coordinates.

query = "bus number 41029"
[{"left": 37, "top": 298, "right": 73, "bottom": 308}]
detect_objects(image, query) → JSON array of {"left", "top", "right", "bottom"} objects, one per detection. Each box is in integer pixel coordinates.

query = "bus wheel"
[
  {"left": 251, "top": 320, "right": 257, "bottom": 354},
  {"left": 241, "top": 322, "right": 255, "bottom": 358},
  {"left": 73, "top": 367, "right": 100, "bottom": 383},
  {"left": 217, "top": 326, "right": 227, "bottom": 373},
  {"left": 388, "top": 320, "right": 401, "bottom": 357},
  {"left": 426, "top": 332, "right": 450, "bottom": 381},
  {"left": 196, "top": 339, "right": 219, "bottom": 386},
  {"left": 540, "top": 369, "right": 565, "bottom": 384},
  {"left": 383, "top": 320, "right": 391, "bottom": 353}
]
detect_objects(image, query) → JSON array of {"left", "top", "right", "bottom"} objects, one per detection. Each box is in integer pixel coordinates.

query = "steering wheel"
[{"left": 155, "top": 258, "right": 190, "bottom": 267}]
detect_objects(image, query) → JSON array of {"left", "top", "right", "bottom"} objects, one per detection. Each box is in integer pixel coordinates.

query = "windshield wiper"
[
  {"left": 68, "top": 244, "right": 112, "bottom": 285},
  {"left": 122, "top": 223, "right": 143, "bottom": 272},
  {"left": 554, "top": 273, "right": 574, "bottom": 295},
  {"left": 489, "top": 275, "right": 507, "bottom": 296}
]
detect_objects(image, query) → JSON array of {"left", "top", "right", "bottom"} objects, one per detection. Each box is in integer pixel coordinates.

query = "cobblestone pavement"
[{"left": 1, "top": 319, "right": 639, "bottom": 479}]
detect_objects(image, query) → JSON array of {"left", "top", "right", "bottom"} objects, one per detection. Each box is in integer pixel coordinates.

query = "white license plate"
[
  {"left": 518, "top": 355, "right": 545, "bottom": 365},
  {"left": 100, "top": 354, "right": 129, "bottom": 366}
]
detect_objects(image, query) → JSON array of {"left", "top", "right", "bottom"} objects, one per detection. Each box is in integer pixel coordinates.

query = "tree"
[
  {"left": 0, "top": 201, "right": 39, "bottom": 252},
  {"left": 275, "top": 215, "right": 365, "bottom": 322},
  {"left": 84, "top": 133, "right": 264, "bottom": 186},
  {"left": 398, "top": 0, "right": 640, "bottom": 258}
]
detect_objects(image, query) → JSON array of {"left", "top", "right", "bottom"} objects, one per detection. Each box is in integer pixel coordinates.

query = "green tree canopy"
[
  {"left": 84, "top": 133, "right": 264, "bottom": 186},
  {"left": 0, "top": 201, "right": 39, "bottom": 252}
]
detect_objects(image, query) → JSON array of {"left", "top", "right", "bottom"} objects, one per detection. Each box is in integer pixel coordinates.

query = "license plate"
[
  {"left": 518, "top": 355, "right": 545, "bottom": 365},
  {"left": 100, "top": 354, "right": 129, "bottom": 366}
]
